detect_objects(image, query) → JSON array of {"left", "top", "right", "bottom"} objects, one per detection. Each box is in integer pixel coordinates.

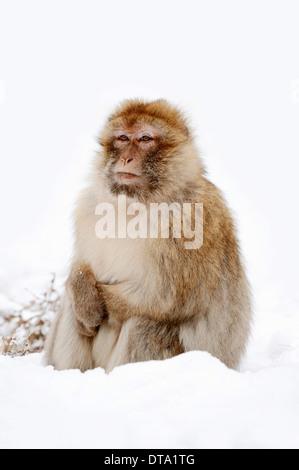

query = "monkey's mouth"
[
  {"left": 107, "top": 167, "right": 158, "bottom": 200},
  {"left": 116, "top": 172, "right": 142, "bottom": 184}
]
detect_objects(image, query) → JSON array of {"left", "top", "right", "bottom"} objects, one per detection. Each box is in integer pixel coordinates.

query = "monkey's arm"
[
  {"left": 67, "top": 263, "right": 107, "bottom": 337},
  {"left": 98, "top": 273, "right": 198, "bottom": 326},
  {"left": 69, "top": 263, "right": 180, "bottom": 332},
  {"left": 98, "top": 282, "right": 164, "bottom": 325},
  {"left": 98, "top": 244, "right": 216, "bottom": 326},
  {"left": 69, "top": 246, "right": 205, "bottom": 334}
]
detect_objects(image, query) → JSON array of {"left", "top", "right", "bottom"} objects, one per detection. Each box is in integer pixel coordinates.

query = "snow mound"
[{"left": 1, "top": 350, "right": 299, "bottom": 449}]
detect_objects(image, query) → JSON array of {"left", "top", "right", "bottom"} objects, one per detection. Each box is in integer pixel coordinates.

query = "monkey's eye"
[
  {"left": 118, "top": 135, "right": 129, "bottom": 142},
  {"left": 140, "top": 135, "right": 153, "bottom": 142}
]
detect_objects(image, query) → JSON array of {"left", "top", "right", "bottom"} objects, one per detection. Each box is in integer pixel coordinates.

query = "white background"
[{"left": 0, "top": 0, "right": 299, "bottom": 450}]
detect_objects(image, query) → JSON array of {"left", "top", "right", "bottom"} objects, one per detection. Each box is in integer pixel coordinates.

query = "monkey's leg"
[
  {"left": 105, "top": 317, "right": 184, "bottom": 373},
  {"left": 179, "top": 291, "right": 251, "bottom": 371},
  {"left": 44, "top": 293, "right": 94, "bottom": 372}
]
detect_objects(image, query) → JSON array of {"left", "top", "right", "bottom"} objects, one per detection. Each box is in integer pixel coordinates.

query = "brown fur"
[
  {"left": 45, "top": 99, "right": 252, "bottom": 373},
  {"left": 127, "top": 318, "right": 184, "bottom": 363},
  {"left": 106, "top": 99, "right": 190, "bottom": 137},
  {"left": 68, "top": 263, "right": 107, "bottom": 337}
]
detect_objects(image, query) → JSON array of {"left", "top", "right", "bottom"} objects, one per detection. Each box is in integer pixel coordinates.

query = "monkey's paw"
[{"left": 73, "top": 288, "right": 107, "bottom": 338}]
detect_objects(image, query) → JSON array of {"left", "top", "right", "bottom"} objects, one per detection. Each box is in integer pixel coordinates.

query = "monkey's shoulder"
[{"left": 199, "top": 177, "right": 237, "bottom": 235}]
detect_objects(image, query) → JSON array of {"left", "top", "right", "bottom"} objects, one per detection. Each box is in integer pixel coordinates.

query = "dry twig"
[{"left": 0, "top": 274, "right": 61, "bottom": 357}]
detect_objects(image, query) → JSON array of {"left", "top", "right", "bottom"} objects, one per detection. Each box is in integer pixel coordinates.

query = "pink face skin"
[{"left": 113, "top": 124, "right": 158, "bottom": 185}]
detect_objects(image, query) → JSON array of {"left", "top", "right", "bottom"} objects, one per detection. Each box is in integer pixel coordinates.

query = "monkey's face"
[
  {"left": 99, "top": 100, "right": 201, "bottom": 203},
  {"left": 102, "top": 123, "right": 165, "bottom": 201}
]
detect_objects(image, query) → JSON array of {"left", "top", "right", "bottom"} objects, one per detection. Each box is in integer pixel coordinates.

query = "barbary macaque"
[{"left": 45, "top": 99, "right": 252, "bottom": 373}]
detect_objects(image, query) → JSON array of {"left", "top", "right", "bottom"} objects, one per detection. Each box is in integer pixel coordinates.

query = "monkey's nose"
[{"left": 121, "top": 157, "right": 133, "bottom": 166}]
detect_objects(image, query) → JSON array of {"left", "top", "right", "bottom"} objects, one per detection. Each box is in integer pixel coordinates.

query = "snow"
[
  {"left": 1, "top": 0, "right": 299, "bottom": 450},
  {"left": 0, "top": 349, "right": 299, "bottom": 449}
]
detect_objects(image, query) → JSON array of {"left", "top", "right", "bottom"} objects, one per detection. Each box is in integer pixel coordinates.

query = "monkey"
[{"left": 45, "top": 99, "right": 252, "bottom": 373}]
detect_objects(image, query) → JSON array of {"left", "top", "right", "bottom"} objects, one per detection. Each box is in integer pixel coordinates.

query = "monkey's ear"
[
  {"left": 98, "top": 122, "right": 115, "bottom": 149},
  {"left": 97, "top": 135, "right": 105, "bottom": 148},
  {"left": 98, "top": 137, "right": 105, "bottom": 147}
]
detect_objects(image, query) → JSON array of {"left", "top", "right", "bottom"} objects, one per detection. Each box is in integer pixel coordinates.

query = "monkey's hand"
[{"left": 68, "top": 264, "right": 108, "bottom": 337}]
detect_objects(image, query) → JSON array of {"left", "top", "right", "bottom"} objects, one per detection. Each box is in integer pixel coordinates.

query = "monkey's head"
[{"left": 99, "top": 99, "right": 203, "bottom": 203}]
